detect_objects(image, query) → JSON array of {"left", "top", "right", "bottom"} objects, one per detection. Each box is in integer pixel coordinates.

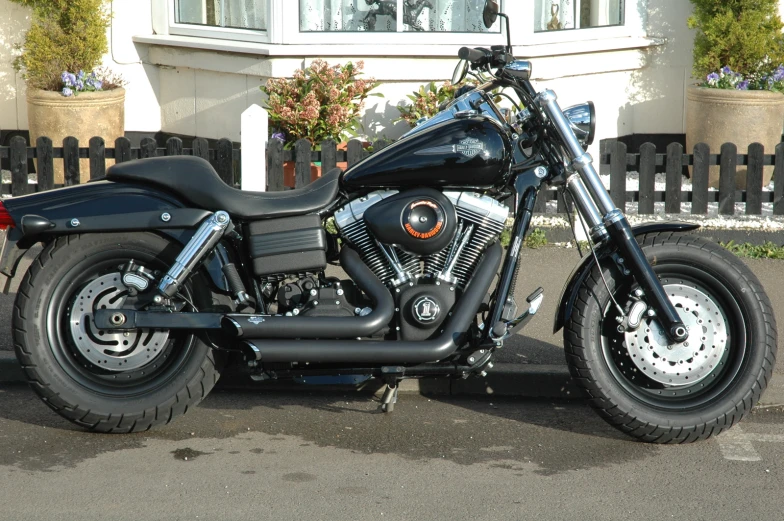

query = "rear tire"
[
  {"left": 13, "top": 233, "right": 222, "bottom": 433},
  {"left": 564, "top": 232, "right": 776, "bottom": 443}
]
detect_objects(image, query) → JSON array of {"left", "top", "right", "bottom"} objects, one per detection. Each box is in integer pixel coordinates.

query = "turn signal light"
[{"left": 0, "top": 201, "right": 16, "bottom": 230}]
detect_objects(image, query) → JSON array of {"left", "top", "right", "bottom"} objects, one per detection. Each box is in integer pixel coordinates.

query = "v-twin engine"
[{"left": 334, "top": 190, "right": 508, "bottom": 289}]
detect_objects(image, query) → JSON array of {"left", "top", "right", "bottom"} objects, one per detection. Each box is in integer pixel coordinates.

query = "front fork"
[{"left": 536, "top": 90, "right": 689, "bottom": 344}]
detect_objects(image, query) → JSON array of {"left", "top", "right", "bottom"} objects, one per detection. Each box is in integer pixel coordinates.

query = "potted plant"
[
  {"left": 686, "top": 0, "right": 784, "bottom": 189},
  {"left": 11, "top": 0, "right": 124, "bottom": 184},
  {"left": 262, "top": 59, "right": 379, "bottom": 187},
  {"left": 396, "top": 80, "right": 464, "bottom": 127}
]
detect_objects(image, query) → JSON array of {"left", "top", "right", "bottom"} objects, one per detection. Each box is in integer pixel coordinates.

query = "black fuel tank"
[{"left": 341, "top": 116, "right": 512, "bottom": 190}]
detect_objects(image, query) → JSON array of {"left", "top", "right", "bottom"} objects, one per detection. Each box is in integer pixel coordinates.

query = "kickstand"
[{"left": 380, "top": 381, "right": 400, "bottom": 413}]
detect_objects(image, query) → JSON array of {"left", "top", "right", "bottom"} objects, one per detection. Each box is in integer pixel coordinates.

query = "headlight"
[{"left": 563, "top": 101, "right": 596, "bottom": 148}]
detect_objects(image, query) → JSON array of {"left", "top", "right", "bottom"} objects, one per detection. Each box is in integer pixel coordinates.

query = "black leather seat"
[{"left": 106, "top": 156, "right": 340, "bottom": 219}]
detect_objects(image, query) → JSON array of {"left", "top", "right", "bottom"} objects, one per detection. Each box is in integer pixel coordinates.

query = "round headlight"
[{"left": 563, "top": 101, "right": 596, "bottom": 148}]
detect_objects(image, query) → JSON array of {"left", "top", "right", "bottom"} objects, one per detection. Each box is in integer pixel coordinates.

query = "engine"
[{"left": 335, "top": 189, "right": 508, "bottom": 340}]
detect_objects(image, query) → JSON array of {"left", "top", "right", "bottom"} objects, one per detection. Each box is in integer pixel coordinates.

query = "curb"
[{"left": 3, "top": 351, "right": 783, "bottom": 406}]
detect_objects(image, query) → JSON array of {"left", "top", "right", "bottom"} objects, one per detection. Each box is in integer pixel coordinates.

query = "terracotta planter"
[
  {"left": 27, "top": 88, "right": 126, "bottom": 184},
  {"left": 686, "top": 86, "right": 784, "bottom": 189},
  {"left": 283, "top": 162, "right": 321, "bottom": 189}
]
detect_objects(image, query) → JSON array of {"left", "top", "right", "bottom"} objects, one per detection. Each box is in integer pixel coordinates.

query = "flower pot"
[
  {"left": 26, "top": 87, "right": 126, "bottom": 184},
  {"left": 283, "top": 162, "right": 321, "bottom": 189},
  {"left": 686, "top": 86, "right": 784, "bottom": 189}
]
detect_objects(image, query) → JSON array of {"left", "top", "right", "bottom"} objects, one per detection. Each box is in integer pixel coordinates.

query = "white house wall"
[{"left": 0, "top": 0, "right": 781, "bottom": 155}]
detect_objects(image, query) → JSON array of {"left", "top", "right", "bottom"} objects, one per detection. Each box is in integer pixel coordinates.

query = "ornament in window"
[
  {"left": 403, "top": 0, "right": 433, "bottom": 32},
  {"left": 364, "top": 0, "right": 397, "bottom": 31},
  {"left": 547, "top": 3, "right": 563, "bottom": 31}
]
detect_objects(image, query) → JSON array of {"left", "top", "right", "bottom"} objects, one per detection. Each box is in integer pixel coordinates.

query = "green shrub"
[
  {"left": 10, "top": 0, "right": 110, "bottom": 91},
  {"left": 688, "top": 0, "right": 784, "bottom": 80}
]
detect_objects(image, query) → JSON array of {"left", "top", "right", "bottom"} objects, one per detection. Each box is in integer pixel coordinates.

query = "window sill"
[{"left": 133, "top": 34, "right": 661, "bottom": 59}]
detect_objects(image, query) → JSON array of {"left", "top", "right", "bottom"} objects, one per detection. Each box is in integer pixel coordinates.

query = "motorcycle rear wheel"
[
  {"left": 564, "top": 232, "right": 776, "bottom": 443},
  {"left": 13, "top": 233, "right": 223, "bottom": 433}
]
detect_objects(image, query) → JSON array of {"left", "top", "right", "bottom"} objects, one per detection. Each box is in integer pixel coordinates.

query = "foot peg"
[
  {"left": 491, "top": 287, "right": 544, "bottom": 341},
  {"left": 380, "top": 383, "right": 399, "bottom": 413}
]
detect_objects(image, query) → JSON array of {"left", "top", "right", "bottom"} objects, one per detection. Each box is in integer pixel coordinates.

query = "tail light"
[{"left": 0, "top": 201, "right": 16, "bottom": 230}]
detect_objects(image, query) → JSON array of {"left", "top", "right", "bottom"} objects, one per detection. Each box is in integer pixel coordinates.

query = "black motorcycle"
[{"left": 2, "top": 1, "right": 775, "bottom": 443}]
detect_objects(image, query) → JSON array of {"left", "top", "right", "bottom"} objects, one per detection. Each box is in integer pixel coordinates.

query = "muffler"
[
  {"left": 221, "top": 246, "right": 394, "bottom": 339},
  {"left": 240, "top": 242, "right": 502, "bottom": 364}
]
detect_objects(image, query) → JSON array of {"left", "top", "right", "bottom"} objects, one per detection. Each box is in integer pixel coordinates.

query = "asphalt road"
[
  {"left": 2, "top": 384, "right": 784, "bottom": 521},
  {"left": 2, "top": 245, "right": 784, "bottom": 520}
]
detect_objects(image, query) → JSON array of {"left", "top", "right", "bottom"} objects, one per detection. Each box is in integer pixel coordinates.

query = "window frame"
[
  {"left": 287, "top": 0, "right": 503, "bottom": 46},
  {"left": 152, "top": 0, "right": 643, "bottom": 50},
  {"left": 164, "top": 0, "right": 272, "bottom": 43}
]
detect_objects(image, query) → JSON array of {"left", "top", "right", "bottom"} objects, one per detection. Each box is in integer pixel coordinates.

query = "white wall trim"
[{"left": 133, "top": 34, "right": 659, "bottom": 59}]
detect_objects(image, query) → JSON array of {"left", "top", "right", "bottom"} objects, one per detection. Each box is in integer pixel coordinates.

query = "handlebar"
[{"left": 458, "top": 46, "right": 490, "bottom": 64}]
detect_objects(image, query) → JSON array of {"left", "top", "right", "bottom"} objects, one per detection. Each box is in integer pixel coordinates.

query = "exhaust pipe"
[
  {"left": 221, "top": 246, "right": 394, "bottom": 339},
  {"left": 239, "top": 242, "right": 502, "bottom": 364}
]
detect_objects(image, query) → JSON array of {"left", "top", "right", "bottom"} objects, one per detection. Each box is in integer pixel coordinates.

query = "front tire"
[
  {"left": 564, "top": 232, "right": 776, "bottom": 443},
  {"left": 13, "top": 233, "right": 222, "bottom": 433}
]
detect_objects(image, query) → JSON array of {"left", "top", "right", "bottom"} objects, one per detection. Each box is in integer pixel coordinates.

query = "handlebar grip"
[{"left": 458, "top": 47, "right": 488, "bottom": 63}]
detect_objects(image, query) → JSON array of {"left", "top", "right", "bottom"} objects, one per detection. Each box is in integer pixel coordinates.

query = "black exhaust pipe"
[
  {"left": 221, "top": 246, "right": 394, "bottom": 339},
  {"left": 239, "top": 242, "right": 502, "bottom": 364}
]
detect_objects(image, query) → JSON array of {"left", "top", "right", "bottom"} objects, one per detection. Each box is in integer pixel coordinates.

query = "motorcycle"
[{"left": 2, "top": 1, "right": 775, "bottom": 443}]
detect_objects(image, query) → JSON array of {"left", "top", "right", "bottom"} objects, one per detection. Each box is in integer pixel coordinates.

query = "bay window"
[{"left": 151, "top": 0, "right": 644, "bottom": 52}]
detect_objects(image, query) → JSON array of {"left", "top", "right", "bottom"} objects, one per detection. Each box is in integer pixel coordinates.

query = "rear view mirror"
[
  {"left": 483, "top": 0, "right": 499, "bottom": 29},
  {"left": 451, "top": 60, "right": 469, "bottom": 85}
]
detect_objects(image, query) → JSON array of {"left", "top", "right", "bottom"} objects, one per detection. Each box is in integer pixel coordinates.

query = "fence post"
[
  {"left": 216, "top": 138, "right": 234, "bottom": 186},
  {"left": 321, "top": 139, "right": 337, "bottom": 173},
  {"left": 746, "top": 143, "right": 763, "bottom": 215},
  {"left": 347, "top": 139, "right": 364, "bottom": 169},
  {"left": 719, "top": 142, "right": 737, "bottom": 215},
  {"left": 775, "top": 142, "right": 784, "bottom": 215},
  {"left": 609, "top": 141, "right": 626, "bottom": 209},
  {"left": 115, "top": 137, "right": 132, "bottom": 163},
  {"left": 638, "top": 142, "right": 656, "bottom": 214},
  {"left": 140, "top": 137, "right": 157, "bottom": 159},
  {"left": 166, "top": 136, "right": 183, "bottom": 156},
  {"left": 691, "top": 143, "right": 710, "bottom": 215},
  {"left": 267, "top": 139, "right": 284, "bottom": 191},
  {"left": 89, "top": 137, "right": 106, "bottom": 180},
  {"left": 294, "top": 139, "right": 312, "bottom": 189},
  {"left": 9, "top": 136, "right": 30, "bottom": 196},
  {"left": 241, "top": 104, "right": 267, "bottom": 191},
  {"left": 192, "top": 137, "right": 210, "bottom": 161},
  {"left": 63, "top": 136, "right": 80, "bottom": 186},
  {"left": 36, "top": 137, "right": 54, "bottom": 192},
  {"left": 665, "top": 142, "right": 683, "bottom": 214}
]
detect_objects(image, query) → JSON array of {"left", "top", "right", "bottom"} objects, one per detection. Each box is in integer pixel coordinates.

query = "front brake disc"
[{"left": 624, "top": 284, "right": 729, "bottom": 386}]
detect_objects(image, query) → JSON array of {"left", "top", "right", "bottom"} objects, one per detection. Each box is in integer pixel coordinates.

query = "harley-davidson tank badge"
[{"left": 456, "top": 138, "right": 484, "bottom": 158}]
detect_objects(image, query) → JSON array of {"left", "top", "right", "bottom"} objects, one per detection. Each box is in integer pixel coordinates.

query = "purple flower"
[
  {"left": 92, "top": 79, "right": 103, "bottom": 90},
  {"left": 67, "top": 72, "right": 76, "bottom": 86},
  {"left": 75, "top": 79, "right": 84, "bottom": 90},
  {"left": 61, "top": 71, "right": 72, "bottom": 87},
  {"left": 271, "top": 131, "right": 285, "bottom": 141},
  {"left": 773, "top": 66, "right": 784, "bottom": 82},
  {"left": 77, "top": 70, "right": 85, "bottom": 80},
  {"left": 721, "top": 65, "right": 732, "bottom": 75},
  {"left": 61, "top": 87, "right": 73, "bottom": 97},
  {"left": 707, "top": 72, "right": 720, "bottom": 86},
  {"left": 737, "top": 80, "right": 750, "bottom": 90}
]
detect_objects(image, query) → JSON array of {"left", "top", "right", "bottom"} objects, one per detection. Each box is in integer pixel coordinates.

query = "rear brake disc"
[{"left": 68, "top": 273, "right": 169, "bottom": 372}]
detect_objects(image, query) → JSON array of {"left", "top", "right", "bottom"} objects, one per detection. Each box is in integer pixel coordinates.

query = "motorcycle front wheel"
[
  {"left": 13, "top": 232, "right": 223, "bottom": 433},
  {"left": 564, "top": 232, "right": 776, "bottom": 443}
]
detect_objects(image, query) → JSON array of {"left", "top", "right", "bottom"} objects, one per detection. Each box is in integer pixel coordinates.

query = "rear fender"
[
  {"left": 552, "top": 222, "right": 701, "bottom": 334},
  {"left": 0, "top": 181, "right": 231, "bottom": 293}
]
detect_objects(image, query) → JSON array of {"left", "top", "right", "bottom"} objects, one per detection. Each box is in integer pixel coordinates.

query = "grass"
[{"left": 720, "top": 240, "right": 784, "bottom": 259}]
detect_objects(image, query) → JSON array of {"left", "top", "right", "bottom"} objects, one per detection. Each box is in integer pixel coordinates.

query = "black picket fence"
[{"left": 1, "top": 136, "right": 782, "bottom": 217}]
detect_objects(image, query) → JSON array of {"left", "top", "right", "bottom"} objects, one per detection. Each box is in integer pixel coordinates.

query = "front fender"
[
  {"left": 0, "top": 181, "right": 230, "bottom": 292},
  {"left": 552, "top": 221, "right": 701, "bottom": 334}
]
